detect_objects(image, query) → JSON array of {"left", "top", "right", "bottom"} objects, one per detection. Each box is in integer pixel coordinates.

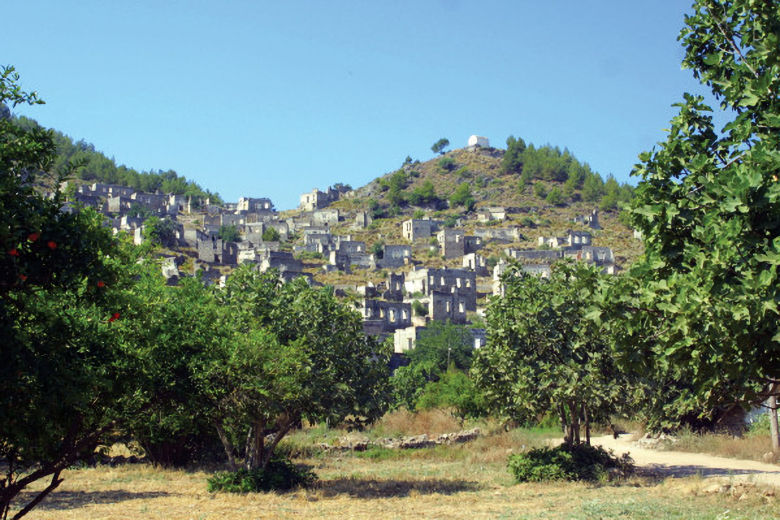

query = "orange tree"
[{"left": 0, "top": 67, "right": 143, "bottom": 519}]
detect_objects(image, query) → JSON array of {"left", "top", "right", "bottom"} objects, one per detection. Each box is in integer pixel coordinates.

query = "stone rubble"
[{"left": 320, "top": 428, "right": 481, "bottom": 452}]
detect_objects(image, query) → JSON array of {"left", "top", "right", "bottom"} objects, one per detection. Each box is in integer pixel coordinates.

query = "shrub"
[
  {"left": 443, "top": 215, "right": 459, "bottom": 228},
  {"left": 449, "top": 183, "right": 475, "bottom": 212},
  {"left": 295, "top": 250, "right": 323, "bottom": 260},
  {"left": 519, "top": 216, "right": 536, "bottom": 228},
  {"left": 412, "top": 300, "right": 428, "bottom": 317},
  {"left": 545, "top": 187, "right": 563, "bottom": 205},
  {"left": 415, "top": 369, "right": 487, "bottom": 420},
  {"left": 507, "top": 443, "right": 633, "bottom": 483},
  {"left": 262, "top": 227, "right": 281, "bottom": 242},
  {"left": 437, "top": 157, "right": 456, "bottom": 172},
  {"left": 218, "top": 224, "right": 241, "bottom": 243},
  {"left": 455, "top": 166, "right": 471, "bottom": 179},
  {"left": 207, "top": 457, "right": 316, "bottom": 493}
]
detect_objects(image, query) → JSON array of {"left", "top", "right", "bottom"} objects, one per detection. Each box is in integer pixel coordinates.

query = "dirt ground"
[{"left": 592, "top": 434, "right": 780, "bottom": 487}]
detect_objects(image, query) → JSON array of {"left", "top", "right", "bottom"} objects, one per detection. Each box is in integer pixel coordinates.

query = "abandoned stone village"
[{"left": 58, "top": 137, "right": 623, "bottom": 357}]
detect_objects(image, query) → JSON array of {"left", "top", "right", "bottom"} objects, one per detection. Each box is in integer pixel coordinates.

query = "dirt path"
[{"left": 589, "top": 434, "right": 780, "bottom": 487}]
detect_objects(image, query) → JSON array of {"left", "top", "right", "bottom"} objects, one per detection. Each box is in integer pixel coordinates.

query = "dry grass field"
[
  {"left": 16, "top": 415, "right": 778, "bottom": 520},
  {"left": 17, "top": 454, "right": 777, "bottom": 519}
]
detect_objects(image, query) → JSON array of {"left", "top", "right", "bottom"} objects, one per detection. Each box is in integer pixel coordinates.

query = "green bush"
[
  {"left": 507, "top": 443, "right": 633, "bottom": 483},
  {"left": 442, "top": 215, "right": 459, "bottom": 228},
  {"left": 207, "top": 457, "right": 316, "bottom": 493},
  {"left": 295, "top": 250, "right": 323, "bottom": 260},
  {"left": 746, "top": 412, "right": 770, "bottom": 436},
  {"left": 533, "top": 182, "right": 547, "bottom": 199},
  {"left": 545, "top": 187, "right": 563, "bottom": 205},
  {"left": 455, "top": 166, "right": 471, "bottom": 179},
  {"left": 520, "top": 216, "right": 536, "bottom": 228},
  {"left": 415, "top": 368, "right": 487, "bottom": 420},
  {"left": 412, "top": 300, "right": 428, "bottom": 317},
  {"left": 437, "top": 157, "right": 456, "bottom": 172},
  {"left": 262, "top": 227, "right": 281, "bottom": 242}
]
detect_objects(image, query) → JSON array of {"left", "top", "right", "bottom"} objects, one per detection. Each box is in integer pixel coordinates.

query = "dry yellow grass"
[
  {"left": 372, "top": 408, "right": 463, "bottom": 436},
  {"left": 15, "top": 425, "right": 778, "bottom": 520},
  {"left": 16, "top": 456, "right": 776, "bottom": 520}
]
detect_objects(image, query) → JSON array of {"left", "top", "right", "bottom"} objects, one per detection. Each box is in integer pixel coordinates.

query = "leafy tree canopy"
[
  {"left": 473, "top": 261, "right": 627, "bottom": 444},
  {"left": 449, "top": 182, "right": 475, "bottom": 212},
  {"left": 218, "top": 224, "right": 241, "bottom": 243},
  {"left": 599, "top": 0, "right": 780, "bottom": 434},
  {"left": 1, "top": 65, "right": 146, "bottom": 519},
  {"left": 431, "top": 138, "right": 450, "bottom": 155}
]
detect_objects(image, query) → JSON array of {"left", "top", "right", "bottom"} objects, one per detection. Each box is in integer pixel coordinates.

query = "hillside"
[
  {"left": 309, "top": 142, "right": 642, "bottom": 289},
  {"left": 11, "top": 114, "right": 222, "bottom": 203},
  {"left": 16, "top": 111, "right": 643, "bottom": 291}
]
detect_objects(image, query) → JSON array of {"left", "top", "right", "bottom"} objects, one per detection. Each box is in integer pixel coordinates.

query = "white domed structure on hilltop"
[{"left": 467, "top": 135, "right": 489, "bottom": 148}]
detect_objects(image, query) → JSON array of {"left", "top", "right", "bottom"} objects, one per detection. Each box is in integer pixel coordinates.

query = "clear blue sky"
[{"left": 6, "top": 1, "right": 714, "bottom": 210}]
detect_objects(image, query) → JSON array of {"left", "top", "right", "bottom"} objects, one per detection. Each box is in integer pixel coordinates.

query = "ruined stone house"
[
  {"left": 375, "top": 244, "right": 412, "bottom": 269},
  {"left": 477, "top": 206, "right": 506, "bottom": 223},
  {"left": 402, "top": 218, "right": 438, "bottom": 241},
  {"left": 360, "top": 299, "right": 412, "bottom": 333},
  {"left": 196, "top": 237, "right": 238, "bottom": 265},
  {"left": 405, "top": 267, "right": 477, "bottom": 311},
  {"left": 237, "top": 197, "right": 274, "bottom": 213},
  {"left": 462, "top": 252, "right": 488, "bottom": 276}
]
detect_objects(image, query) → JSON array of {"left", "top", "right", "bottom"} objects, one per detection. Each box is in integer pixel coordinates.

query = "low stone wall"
[{"left": 320, "top": 428, "right": 480, "bottom": 452}]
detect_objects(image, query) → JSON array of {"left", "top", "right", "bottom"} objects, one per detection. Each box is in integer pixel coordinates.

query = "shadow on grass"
[
  {"left": 14, "top": 489, "right": 172, "bottom": 511},
  {"left": 315, "top": 477, "right": 481, "bottom": 498}
]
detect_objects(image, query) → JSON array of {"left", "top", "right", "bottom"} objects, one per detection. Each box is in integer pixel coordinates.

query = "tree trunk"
[
  {"left": 569, "top": 401, "right": 580, "bottom": 444},
  {"left": 244, "top": 421, "right": 265, "bottom": 470},
  {"left": 260, "top": 419, "right": 293, "bottom": 472},
  {"left": 559, "top": 405, "right": 571, "bottom": 444},
  {"left": 583, "top": 404, "right": 591, "bottom": 446},
  {"left": 215, "top": 424, "right": 238, "bottom": 471},
  {"left": 769, "top": 395, "right": 780, "bottom": 453}
]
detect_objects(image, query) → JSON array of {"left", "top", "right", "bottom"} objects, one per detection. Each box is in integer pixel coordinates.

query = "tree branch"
[
  {"left": 11, "top": 471, "right": 63, "bottom": 520},
  {"left": 708, "top": 5, "right": 760, "bottom": 80}
]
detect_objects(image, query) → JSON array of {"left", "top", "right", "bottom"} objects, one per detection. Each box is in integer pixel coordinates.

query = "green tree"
[
  {"left": 143, "top": 216, "right": 179, "bottom": 247},
  {"left": 502, "top": 135, "right": 526, "bottom": 174},
  {"left": 126, "top": 202, "right": 153, "bottom": 219},
  {"left": 545, "top": 186, "right": 563, "bottom": 205},
  {"left": 128, "top": 267, "right": 391, "bottom": 473},
  {"left": 603, "top": 0, "right": 780, "bottom": 448},
  {"left": 473, "top": 261, "right": 625, "bottom": 444},
  {"left": 1, "top": 66, "right": 145, "bottom": 519},
  {"left": 391, "top": 321, "right": 476, "bottom": 410},
  {"left": 581, "top": 172, "right": 605, "bottom": 202},
  {"left": 411, "top": 299, "right": 428, "bottom": 317},
  {"left": 408, "top": 180, "right": 439, "bottom": 206},
  {"left": 211, "top": 269, "right": 391, "bottom": 470},
  {"left": 449, "top": 182, "right": 475, "bottom": 212},
  {"left": 218, "top": 224, "right": 240, "bottom": 243},
  {"left": 431, "top": 137, "right": 450, "bottom": 155}
]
